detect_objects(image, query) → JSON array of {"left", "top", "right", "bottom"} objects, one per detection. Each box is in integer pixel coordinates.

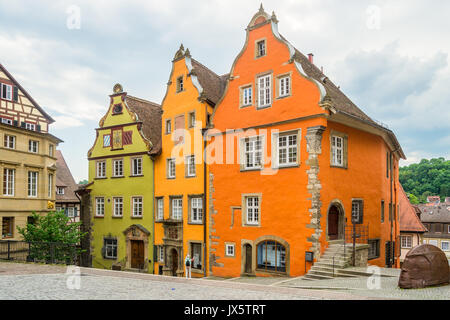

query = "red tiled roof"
[{"left": 399, "top": 184, "right": 427, "bottom": 233}]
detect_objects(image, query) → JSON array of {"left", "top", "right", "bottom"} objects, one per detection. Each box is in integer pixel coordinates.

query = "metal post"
[
  {"left": 7, "top": 240, "right": 11, "bottom": 260},
  {"left": 352, "top": 223, "right": 356, "bottom": 267}
]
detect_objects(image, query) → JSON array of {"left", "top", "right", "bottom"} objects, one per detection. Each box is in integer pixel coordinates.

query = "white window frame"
[
  {"left": 28, "top": 171, "right": 38, "bottom": 197},
  {"left": 331, "top": 135, "right": 344, "bottom": 167},
  {"left": 225, "top": 243, "right": 235, "bottom": 257},
  {"left": 401, "top": 236, "right": 413, "bottom": 249},
  {"left": 256, "top": 40, "right": 266, "bottom": 57},
  {"left": 67, "top": 207, "right": 75, "bottom": 218},
  {"left": 167, "top": 158, "right": 176, "bottom": 179},
  {"left": 28, "top": 140, "right": 39, "bottom": 153},
  {"left": 104, "top": 238, "right": 117, "bottom": 259},
  {"left": 165, "top": 119, "right": 172, "bottom": 134},
  {"left": 49, "top": 144, "right": 54, "bottom": 157},
  {"left": 57, "top": 187, "right": 65, "bottom": 195},
  {"left": 95, "top": 197, "right": 105, "bottom": 217},
  {"left": 156, "top": 198, "right": 164, "bottom": 221},
  {"left": 25, "top": 123, "right": 36, "bottom": 131},
  {"left": 278, "top": 75, "right": 291, "bottom": 97},
  {"left": 96, "top": 161, "right": 106, "bottom": 178},
  {"left": 131, "top": 157, "right": 143, "bottom": 176},
  {"left": 3, "top": 168, "right": 15, "bottom": 196},
  {"left": 186, "top": 155, "right": 196, "bottom": 177},
  {"left": 188, "top": 112, "right": 196, "bottom": 128},
  {"left": 351, "top": 201, "right": 360, "bottom": 223},
  {"left": 441, "top": 241, "right": 449, "bottom": 251},
  {"left": 113, "top": 159, "right": 123, "bottom": 177},
  {"left": 1, "top": 118, "right": 12, "bottom": 125},
  {"left": 241, "top": 136, "right": 264, "bottom": 170},
  {"left": 273, "top": 130, "right": 299, "bottom": 168},
  {"left": 132, "top": 196, "right": 143, "bottom": 217},
  {"left": 3, "top": 135, "right": 15, "bottom": 149},
  {"left": 246, "top": 196, "right": 260, "bottom": 225},
  {"left": 428, "top": 239, "right": 438, "bottom": 246},
  {"left": 242, "top": 86, "right": 252, "bottom": 106},
  {"left": 257, "top": 74, "right": 271, "bottom": 108},
  {"left": 1, "top": 83, "right": 12, "bottom": 101},
  {"left": 113, "top": 197, "right": 123, "bottom": 217},
  {"left": 190, "top": 197, "right": 203, "bottom": 223},
  {"left": 159, "top": 246, "right": 164, "bottom": 262},
  {"left": 48, "top": 173, "right": 53, "bottom": 197},
  {"left": 171, "top": 198, "right": 182, "bottom": 220}
]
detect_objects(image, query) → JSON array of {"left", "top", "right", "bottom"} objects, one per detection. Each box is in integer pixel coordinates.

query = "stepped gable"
[{"left": 125, "top": 95, "right": 162, "bottom": 155}]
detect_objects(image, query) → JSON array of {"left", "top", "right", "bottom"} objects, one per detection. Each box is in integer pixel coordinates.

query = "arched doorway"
[
  {"left": 328, "top": 203, "right": 344, "bottom": 240},
  {"left": 170, "top": 248, "right": 178, "bottom": 276}
]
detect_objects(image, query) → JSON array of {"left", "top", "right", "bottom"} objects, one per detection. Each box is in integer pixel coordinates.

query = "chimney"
[{"left": 308, "top": 53, "right": 314, "bottom": 64}]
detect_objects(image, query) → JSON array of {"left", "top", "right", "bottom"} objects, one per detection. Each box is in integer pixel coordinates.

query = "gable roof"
[
  {"left": 399, "top": 184, "right": 427, "bottom": 233},
  {"left": 0, "top": 63, "right": 55, "bottom": 123},
  {"left": 55, "top": 150, "right": 79, "bottom": 203},
  {"left": 125, "top": 95, "right": 162, "bottom": 155},
  {"left": 191, "top": 58, "right": 227, "bottom": 105}
]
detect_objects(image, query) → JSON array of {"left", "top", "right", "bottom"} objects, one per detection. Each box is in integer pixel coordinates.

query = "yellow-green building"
[
  {"left": 0, "top": 63, "right": 62, "bottom": 240},
  {"left": 79, "top": 84, "right": 161, "bottom": 272}
]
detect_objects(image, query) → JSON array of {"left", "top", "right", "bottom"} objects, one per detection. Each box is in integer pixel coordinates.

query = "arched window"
[{"left": 256, "top": 241, "right": 286, "bottom": 273}]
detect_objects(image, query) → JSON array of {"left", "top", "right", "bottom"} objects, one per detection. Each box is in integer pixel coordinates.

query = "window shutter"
[
  {"left": 74, "top": 207, "right": 78, "bottom": 217},
  {"left": 13, "top": 86, "right": 19, "bottom": 102},
  {"left": 13, "top": 120, "right": 18, "bottom": 127},
  {"left": 36, "top": 125, "right": 41, "bottom": 132},
  {"left": 20, "top": 122, "right": 26, "bottom": 128}
]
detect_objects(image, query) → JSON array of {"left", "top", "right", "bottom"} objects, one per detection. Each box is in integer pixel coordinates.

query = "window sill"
[
  {"left": 239, "top": 104, "right": 253, "bottom": 109},
  {"left": 94, "top": 177, "right": 107, "bottom": 180},
  {"left": 131, "top": 216, "right": 143, "bottom": 219},
  {"left": 275, "top": 94, "right": 291, "bottom": 100},
  {"left": 256, "top": 105, "right": 272, "bottom": 110},
  {"left": 240, "top": 167, "right": 262, "bottom": 172},
  {"left": 111, "top": 176, "right": 125, "bottom": 179},
  {"left": 129, "top": 175, "right": 144, "bottom": 178},
  {"left": 330, "top": 165, "right": 347, "bottom": 170},
  {"left": 94, "top": 216, "right": 104, "bottom": 219},
  {"left": 187, "top": 221, "right": 203, "bottom": 225},
  {"left": 185, "top": 175, "right": 197, "bottom": 179},
  {"left": 112, "top": 216, "right": 123, "bottom": 219},
  {"left": 167, "top": 177, "right": 176, "bottom": 180},
  {"left": 273, "top": 163, "right": 300, "bottom": 170},
  {"left": 244, "top": 223, "right": 261, "bottom": 227}
]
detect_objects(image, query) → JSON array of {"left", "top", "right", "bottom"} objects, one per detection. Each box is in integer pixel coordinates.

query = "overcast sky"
[{"left": 1, "top": 0, "right": 449, "bottom": 182}]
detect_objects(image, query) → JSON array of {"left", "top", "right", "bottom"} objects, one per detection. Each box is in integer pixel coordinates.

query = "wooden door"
[
  {"left": 131, "top": 240, "right": 144, "bottom": 269},
  {"left": 328, "top": 206, "right": 339, "bottom": 240},
  {"left": 245, "top": 244, "right": 252, "bottom": 274},
  {"left": 171, "top": 249, "right": 178, "bottom": 276}
]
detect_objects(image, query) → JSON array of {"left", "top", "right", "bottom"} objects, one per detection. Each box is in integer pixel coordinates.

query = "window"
[
  {"left": 113, "top": 197, "right": 123, "bottom": 217},
  {"left": 257, "top": 241, "right": 286, "bottom": 273},
  {"left": 190, "top": 243, "right": 202, "bottom": 270},
  {"left": 57, "top": 187, "right": 65, "bottom": 195},
  {"left": 441, "top": 241, "right": 449, "bottom": 251},
  {"left": 256, "top": 40, "right": 266, "bottom": 57},
  {"left": 351, "top": 200, "right": 363, "bottom": 224},
  {"left": 241, "top": 86, "right": 252, "bottom": 107},
  {"left": 132, "top": 197, "right": 143, "bottom": 217},
  {"left": 186, "top": 155, "right": 196, "bottom": 177},
  {"left": 156, "top": 198, "right": 164, "bottom": 221},
  {"left": 401, "top": 236, "right": 412, "bottom": 249},
  {"left": 103, "top": 134, "right": 111, "bottom": 147},
  {"left": 167, "top": 158, "right": 176, "bottom": 178},
  {"left": 246, "top": 196, "right": 260, "bottom": 225},
  {"left": 171, "top": 198, "right": 182, "bottom": 220},
  {"left": 1, "top": 83, "right": 12, "bottom": 100},
  {"left": 225, "top": 244, "right": 235, "bottom": 257},
  {"left": 158, "top": 246, "right": 164, "bottom": 262},
  {"left": 448, "top": 225, "right": 450, "bottom": 234},
  {"left": 25, "top": 123, "right": 36, "bottom": 131},
  {"left": 48, "top": 173, "right": 53, "bottom": 197},
  {"left": 2, "top": 217, "right": 14, "bottom": 238},
  {"left": 257, "top": 74, "right": 271, "bottom": 108},
  {"left": 67, "top": 207, "right": 75, "bottom": 218},
  {"left": 1, "top": 118, "right": 12, "bottom": 125},
  {"left": 331, "top": 136, "right": 344, "bottom": 167},
  {"left": 49, "top": 145, "right": 54, "bottom": 157},
  {"left": 112, "top": 104, "right": 123, "bottom": 114},
  {"left": 368, "top": 239, "right": 380, "bottom": 259},
  {"left": 277, "top": 133, "right": 298, "bottom": 167},
  {"left": 28, "top": 171, "right": 38, "bottom": 197},
  {"left": 104, "top": 238, "right": 117, "bottom": 259},
  {"left": 278, "top": 76, "right": 290, "bottom": 97},
  {"left": 3, "top": 135, "right": 15, "bottom": 149},
  {"left": 28, "top": 140, "right": 39, "bottom": 153},
  {"left": 123, "top": 131, "right": 132, "bottom": 145},
  {"left": 131, "top": 157, "right": 143, "bottom": 176},
  {"left": 190, "top": 197, "right": 203, "bottom": 223},
  {"left": 176, "top": 76, "right": 184, "bottom": 92},
  {"left": 188, "top": 112, "right": 196, "bottom": 128},
  {"left": 243, "top": 136, "right": 263, "bottom": 170},
  {"left": 381, "top": 200, "right": 385, "bottom": 223},
  {"left": 95, "top": 197, "right": 105, "bottom": 217},
  {"left": 165, "top": 119, "right": 172, "bottom": 134},
  {"left": 428, "top": 239, "right": 438, "bottom": 246},
  {"left": 113, "top": 159, "right": 123, "bottom": 177},
  {"left": 3, "top": 168, "right": 14, "bottom": 196},
  {"left": 96, "top": 161, "right": 106, "bottom": 178}
]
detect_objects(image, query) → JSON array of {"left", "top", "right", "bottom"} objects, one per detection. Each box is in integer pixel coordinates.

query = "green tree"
[{"left": 17, "top": 211, "right": 86, "bottom": 263}]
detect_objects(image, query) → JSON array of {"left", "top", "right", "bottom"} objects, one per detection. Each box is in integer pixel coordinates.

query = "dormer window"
[
  {"left": 176, "top": 76, "right": 184, "bottom": 92},
  {"left": 256, "top": 40, "right": 266, "bottom": 58},
  {"left": 57, "top": 187, "right": 65, "bottom": 195}
]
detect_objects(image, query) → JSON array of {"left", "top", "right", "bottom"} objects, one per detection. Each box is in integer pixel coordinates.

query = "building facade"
[
  {"left": 80, "top": 84, "right": 161, "bottom": 273},
  {"left": 399, "top": 185, "right": 427, "bottom": 264},
  {"left": 207, "top": 7, "right": 405, "bottom": 278},
  {"left": 419, "top": 201, "right": 450, "bottom": 261},
  {"left": 153, "top": 46, "right": 226, "bottom": 277},
  {"left": 55, "top": 150, "right": 80, "bottom": 223},
  {"left": 0, "top": 63, "right": 62, "bottom": 240}
]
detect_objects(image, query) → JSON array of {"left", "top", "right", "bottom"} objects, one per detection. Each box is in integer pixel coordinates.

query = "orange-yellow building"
[
  {"left": 207, "top": 7, "right": 405, "bottom": 278},
  {"left": 153, "top": 45, "right": 225, "bottom": 277}
]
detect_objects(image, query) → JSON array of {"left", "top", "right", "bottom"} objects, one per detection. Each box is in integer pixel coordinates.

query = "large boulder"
[{"left": 399, "top": 244, "right": 450, "bottom": 289}]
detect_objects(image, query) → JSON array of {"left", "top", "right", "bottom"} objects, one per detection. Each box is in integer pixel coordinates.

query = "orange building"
[
  {"left": 207, "top": 6, "right": 405, "bottom": 278},
  {"left": 153, "top": 45, "right": 225, "bottom": 277}
]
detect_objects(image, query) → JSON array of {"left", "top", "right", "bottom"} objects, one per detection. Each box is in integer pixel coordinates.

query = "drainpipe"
[
  {"left": 152, "top": 155, "right": 156, "bottom": 275},
  {"left": 202, "top": 106, "right": 208, "bottom": 278},
  {"left": 389, "top": 151, "right": 393, "bottom": 268}
]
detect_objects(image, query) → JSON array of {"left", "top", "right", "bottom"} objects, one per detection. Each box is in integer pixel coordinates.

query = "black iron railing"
[{"left": 0, "top": 240, "right": 80, "bottom": 265}]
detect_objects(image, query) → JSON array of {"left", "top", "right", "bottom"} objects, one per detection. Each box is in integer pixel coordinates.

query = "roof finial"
[
  {"left": 180, "top": 43, "right": 184, "bottom": 51},
  {"left": 271, "top": 11, "right": 278, "bottom": 23},
  {"left": 185, "top": 48, "right": 191, "bottom": 57},
  {"left": 259, "top": 3, "right": 264, "bottom": 13}
]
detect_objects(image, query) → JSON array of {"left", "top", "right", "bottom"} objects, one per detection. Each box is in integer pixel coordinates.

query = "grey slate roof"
[
  {"left": 418, "top": 203, "right": 450, "bottom": 223},
  {"left": 55, "top": 150, "right": 79, "bottom": 203}
]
